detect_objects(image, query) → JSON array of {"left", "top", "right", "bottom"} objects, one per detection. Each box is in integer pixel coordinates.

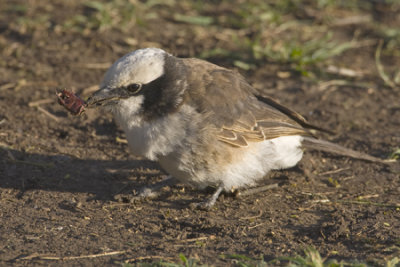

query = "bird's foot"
[
  {"left": 190, "top": 186, "right": 223, "bottom": 210},
  {"left": 114, "top": 175, "right": 176, "bottom": 203}
]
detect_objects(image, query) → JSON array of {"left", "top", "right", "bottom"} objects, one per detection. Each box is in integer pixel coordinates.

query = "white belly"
[{"left": 158, "top": 135, "right": 304, "bottom": 190}]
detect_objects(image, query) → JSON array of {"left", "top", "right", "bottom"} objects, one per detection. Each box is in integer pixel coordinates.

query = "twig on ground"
[
  {"left": 0, "top": 82, "right": 15, "bottom": 91},
  {"left": 236, "top": 183, "right": 278, "bottom": 197},
  {"left": 36, "top": 106, "right": 60, "bottom": 122},
  {"left": 116, "top": 137, "right": 128, "bottom": 144},
  {"left": 310, "top": 199, "right": 330, "bottom": 203},
  {"left": 326, "top": 65, "right": 363, "bottom": 78},
  {"left": 28, "top": 98, "right": 54, "bottom": 107},
  {"left": 342, "top": 175, "right": 355, "bottom": 181},
  {"left": 177, "top": 236, "right": 211, "bottom": 243},
  {"left": 317, "top": 199, "right": 400, "bottom": 209},
  {"left": 331, "top": 15, "right": 372, "bottom": 26},
  {"left": 357, "top": 194, "right": 379, "bottom": 199},
  {"left": 124, "top": 255, "right": 175, "bottom": 263},
  {"left": 248, "top": 223, "right": 267, "bottom": 229},
  {"left": 319, "top": 168, "right": 350, "bottom": 176},
  {"left": 18, "top": 251, "right": 126, "bottom": 261},
  {"left": 335, "top": 200, "right": 400, "bottom": 208},
  {"left": 29, "top": 97, "right": 64, "bottom": 122},
  {"left": 17, "top": 253, "right": 43, "bottom": 260},
  {"left": 318, "top": 79, "right": 370, "bottom": 91}
]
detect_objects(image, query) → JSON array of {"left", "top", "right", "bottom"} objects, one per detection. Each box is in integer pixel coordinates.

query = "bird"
[{"left": 85, "top": 47, "right": 392, "bottom": 209}]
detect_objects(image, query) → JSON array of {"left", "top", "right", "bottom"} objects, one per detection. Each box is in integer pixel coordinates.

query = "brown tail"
[{"left": 302, "top": 137, "right": 394, "bottom": 164}]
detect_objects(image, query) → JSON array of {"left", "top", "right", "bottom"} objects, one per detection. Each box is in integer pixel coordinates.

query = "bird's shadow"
[
  {"left": 0, "top": 147, "right": 163, "bottom": 201},
  {"left": 1, "top": 147, "right": 243, "bottom": 208}
]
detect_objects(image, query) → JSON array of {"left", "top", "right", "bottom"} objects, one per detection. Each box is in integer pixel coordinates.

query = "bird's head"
[{"left": 86, "top": 48, "right": 186, "bottom": 120}]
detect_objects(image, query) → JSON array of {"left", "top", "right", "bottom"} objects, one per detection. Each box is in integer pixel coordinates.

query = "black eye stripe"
[
  {"left": 122, "top": 74, "right": 166, "bottom": 97},
  {"left": 126, "top": 83, "right": 142, "bottom": 93}
]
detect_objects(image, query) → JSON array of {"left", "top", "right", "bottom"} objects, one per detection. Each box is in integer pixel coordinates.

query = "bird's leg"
[
  {"left": 135, "top": 175, "right": 177, "bottom": 199},
  {"left": 193, "top": 185, "right": 224, "bottom": 210}
]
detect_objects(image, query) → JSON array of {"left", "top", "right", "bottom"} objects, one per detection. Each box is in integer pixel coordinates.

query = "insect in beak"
[{"left": 56, "top": 89, "right": 87, "bottom": 116}]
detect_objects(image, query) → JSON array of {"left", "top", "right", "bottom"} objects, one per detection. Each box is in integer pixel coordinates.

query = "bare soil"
[{"left": 0, "top": 1, "right": 399, "bottom": 266}]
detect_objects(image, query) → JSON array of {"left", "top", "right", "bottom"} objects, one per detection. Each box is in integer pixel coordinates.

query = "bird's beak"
[{"left": 86, "top": 87, "right": 124, "bottom": 108}]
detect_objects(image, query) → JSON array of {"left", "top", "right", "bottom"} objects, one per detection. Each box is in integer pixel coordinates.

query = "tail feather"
[{"left": 302, "top": 137, "right": 393, "bottom": 164}]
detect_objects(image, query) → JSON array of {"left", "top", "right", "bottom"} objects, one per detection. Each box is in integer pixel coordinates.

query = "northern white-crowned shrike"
[{"left": 82, "top": 48, "right": 392, "bottom": 209}]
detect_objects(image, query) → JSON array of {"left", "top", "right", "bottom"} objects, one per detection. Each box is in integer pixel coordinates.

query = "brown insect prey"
[{"left": 56, "top": 89, "right": 87, "bottom": 116}]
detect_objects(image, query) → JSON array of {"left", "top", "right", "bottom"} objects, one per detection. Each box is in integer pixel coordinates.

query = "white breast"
[{"left": 114, "top": 101, "right": 198, "bottom": 160}]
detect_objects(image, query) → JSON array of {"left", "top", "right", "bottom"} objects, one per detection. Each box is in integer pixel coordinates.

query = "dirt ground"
[{"left": 1, "top": 1, "right": 400, "bottom": 266}]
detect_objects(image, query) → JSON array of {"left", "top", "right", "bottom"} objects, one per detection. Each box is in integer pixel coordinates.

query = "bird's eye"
[{"left": 126, "top": 83, "right": 142, "bottom": 94}]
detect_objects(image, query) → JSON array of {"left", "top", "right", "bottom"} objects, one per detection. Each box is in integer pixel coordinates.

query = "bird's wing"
[
  {"left": 218, "top": 102, "right": 311, "bottom": 147},
  {"left": 182, "top": 58, "right": 316, "bottom": 147}
]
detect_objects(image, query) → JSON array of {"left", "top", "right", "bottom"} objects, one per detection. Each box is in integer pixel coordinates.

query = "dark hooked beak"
[{"left": 86, "top": 87, "right": 125, "bottom": 108}]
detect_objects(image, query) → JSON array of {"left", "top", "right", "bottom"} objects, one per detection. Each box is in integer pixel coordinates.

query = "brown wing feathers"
[{"left": 182, "top": 58, "right": 322, "bottom": 147}]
